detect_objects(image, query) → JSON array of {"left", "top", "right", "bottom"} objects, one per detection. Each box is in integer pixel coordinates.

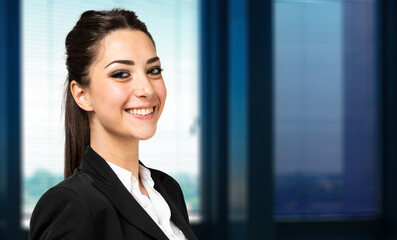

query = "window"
[
  {"left": 274, "top": 0, "right": 379, "bottom": 219},
  {"left": 22, "top": 0, "right": 200, "bottom": 227}
]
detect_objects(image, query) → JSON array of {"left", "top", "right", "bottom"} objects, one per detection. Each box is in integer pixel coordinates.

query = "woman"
[{"left": 29, "top": 9, "right": 198, "bottom": 240}]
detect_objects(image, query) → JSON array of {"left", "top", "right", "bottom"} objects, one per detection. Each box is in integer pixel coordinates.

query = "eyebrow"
[{"left": 105, "top": 57, "right": 160, "bottom": 68}]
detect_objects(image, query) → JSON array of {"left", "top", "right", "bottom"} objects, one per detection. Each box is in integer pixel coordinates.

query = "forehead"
[{"left": 95, "top": 29, "right": 156, "bottom": 64}]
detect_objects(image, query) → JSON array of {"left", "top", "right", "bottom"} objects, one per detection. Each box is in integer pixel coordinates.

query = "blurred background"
[{"left": 1, "top": 0, "right": 397, "bottom": 239}]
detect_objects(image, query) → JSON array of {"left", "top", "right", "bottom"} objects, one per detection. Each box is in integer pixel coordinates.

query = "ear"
[{"left": 70, "top": 80, "right": 94, "bottom": 111}]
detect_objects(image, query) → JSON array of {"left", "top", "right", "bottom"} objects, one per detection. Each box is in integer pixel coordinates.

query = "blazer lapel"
[
  {"left": 153, "top": 177, "right": 198, "bottom": 240},
  {"left": 79, "top": 146, "right": 169, "bottom": 240}
]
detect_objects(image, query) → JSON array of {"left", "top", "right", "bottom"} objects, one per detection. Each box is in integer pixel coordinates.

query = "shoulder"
[
  {"left": 29, "top": 170, "right": 109, "bottom": 239},
  {"left": 33, "top": 169, "right": 111, "bottom": 214},
  {"left": 29, "top": 175, "right": 97, "bottom": 239},
  {"left": 32, "top": 169, "right": 95, "bottom": 207},
  {"left": 37, "top": 169, "right": 101, "bottom": 205},
  {"left": 54, "top": 168, "right": 95, "bottom": 192}
]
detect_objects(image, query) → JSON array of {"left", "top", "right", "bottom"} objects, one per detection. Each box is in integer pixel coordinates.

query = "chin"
[
  {"left": 139, "top": 134, "right": 155, "bottom": 140},
  {"left": 135, "top": 128, "right": 157, "bottom": 140}
]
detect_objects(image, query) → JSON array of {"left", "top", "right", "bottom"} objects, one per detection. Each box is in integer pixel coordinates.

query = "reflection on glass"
[
  {"left": 22, "top": 0, "right": 200, "bottom": 227},
  {"left": 274, "top": 0, "right": 379, "bottom": 218}
]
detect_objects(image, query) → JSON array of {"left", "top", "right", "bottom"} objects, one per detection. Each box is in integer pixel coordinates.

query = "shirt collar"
[{"left": 139, "top": 164, "right": 155, "bottom": 187}]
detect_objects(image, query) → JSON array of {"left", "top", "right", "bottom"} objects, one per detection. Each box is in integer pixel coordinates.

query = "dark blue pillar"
[
  {"left": 383, "top": 0, "right": 397, "bottom": 238},
  {"left": 228, "top": 0, "right": 274, "bottom": 239},
  {"left": 246, "top": 1, "right": 274, "bottom": 239},
  {"left": 201, "top": 0, "right": 273, "bottom": 239},
  {"left": 0, "top": 0, "right": 23, "bottom": 239},
  {"left": 200, "top": 0, "right": 230, "bottom": 239}
]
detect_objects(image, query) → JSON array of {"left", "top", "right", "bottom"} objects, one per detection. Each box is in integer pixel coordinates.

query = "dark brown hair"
[{"left": 64, "top": 9, "right": 155, "bottom": 178}]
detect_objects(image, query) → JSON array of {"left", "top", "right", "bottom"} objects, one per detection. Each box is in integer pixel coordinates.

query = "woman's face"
[{"left": 85, "top": 29, "right": 166, "bottom": 141}]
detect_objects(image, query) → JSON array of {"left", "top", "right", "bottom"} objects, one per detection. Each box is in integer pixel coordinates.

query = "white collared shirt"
[{"left": 106, "top": 161, "right": 187, "bottom": 240}]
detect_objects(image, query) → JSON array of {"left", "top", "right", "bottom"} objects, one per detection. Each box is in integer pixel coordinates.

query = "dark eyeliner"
[
  {"left": 147, "top": 66, "right": 163, "bottom": 75},
  {"left": 110, "top": 70, "right": 130, "bottom": 79}
]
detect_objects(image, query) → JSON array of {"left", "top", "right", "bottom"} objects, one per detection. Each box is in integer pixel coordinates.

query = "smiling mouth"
[{"left": 125, "top": 106, "right": 156, "bottom": 116}]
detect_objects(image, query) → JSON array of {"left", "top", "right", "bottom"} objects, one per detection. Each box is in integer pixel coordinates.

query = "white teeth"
[{"left": 127, "top": 107, "right": 155, "bottom": 116}]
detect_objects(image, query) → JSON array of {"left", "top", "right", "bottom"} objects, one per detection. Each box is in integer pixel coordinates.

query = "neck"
[{"left": 90, "top": 127, "right": 140, "bottom": 180}]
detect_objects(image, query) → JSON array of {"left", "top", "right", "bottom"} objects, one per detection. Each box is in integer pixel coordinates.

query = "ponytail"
[{"left": 64, "top": 84, "right": 90, "bottom": 178}]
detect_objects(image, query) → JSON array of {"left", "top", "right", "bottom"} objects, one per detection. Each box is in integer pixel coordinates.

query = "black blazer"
[{"left": 29, "top": 146, "right": 198, "bottom": 240}]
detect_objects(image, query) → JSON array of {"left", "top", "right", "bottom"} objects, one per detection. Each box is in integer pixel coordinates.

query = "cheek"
[
  {"left": 91, "top": 82, "right": 129, "bottom": 110},
  {"left": 153, "top": 80, "right": 166, "bottom": 117},
  {"left": 155, "top": 80, "right": 167, "bottom": 104}
]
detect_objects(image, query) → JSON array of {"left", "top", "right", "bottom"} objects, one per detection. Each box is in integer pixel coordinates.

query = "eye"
[
  {"left": 110, "top": 70, "right": 130, "bottom": 79},
  {"left": 147, "top": 66, "right": 163, "bottom": 75}
]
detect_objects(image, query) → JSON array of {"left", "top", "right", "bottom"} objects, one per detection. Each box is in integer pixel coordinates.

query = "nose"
[{"left": 132, "top": 71, "right": 155, "bottom": 98}]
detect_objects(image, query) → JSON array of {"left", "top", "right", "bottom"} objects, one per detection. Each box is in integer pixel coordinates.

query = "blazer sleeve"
[{"left": 29, "top": 186, "right": 98, "bottom": 240}]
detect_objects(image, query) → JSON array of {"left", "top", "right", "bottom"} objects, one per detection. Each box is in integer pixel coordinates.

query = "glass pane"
[
  {"left": 274, "top": 0, "right": 379, "bottom": 218},
  {"left": 22, "top": 0, "right": 200, "bottom": 227}
]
